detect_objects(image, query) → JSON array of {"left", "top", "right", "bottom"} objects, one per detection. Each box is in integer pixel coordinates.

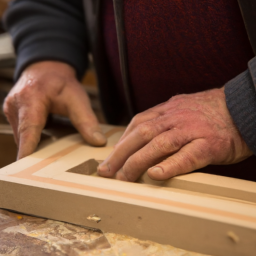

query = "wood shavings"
[
  {"left": 105, "top": 233, "right": 209, "bottom": 256},
  {"left": 227, "top": 231, "right": 240, "bottom": 243},
  {"left": 87, "top": 214, "right": 102, "bottom": 223},
  {"left": 0, "top": 209, "right": 211, "bottom": 256}
]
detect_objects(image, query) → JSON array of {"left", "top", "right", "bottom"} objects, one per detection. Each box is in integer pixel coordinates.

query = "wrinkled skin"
[
  {"left": 98, "top": 87, "right": 252, "bottom": 181},
  {"left": 3, "top": 61, "right": 106, "bottom": 159},
  {"left": 3, "top": 60, "right": 252, "bottom": 179}
]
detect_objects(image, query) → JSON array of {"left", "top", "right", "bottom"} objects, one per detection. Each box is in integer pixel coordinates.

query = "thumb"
[{"left": 147, "top": 139, "right": 211, "bottom": 180}]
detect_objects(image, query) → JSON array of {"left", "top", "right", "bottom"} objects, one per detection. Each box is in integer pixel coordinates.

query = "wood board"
[{"left": 0, "top": 124, "right": 256, "bottom": 256}]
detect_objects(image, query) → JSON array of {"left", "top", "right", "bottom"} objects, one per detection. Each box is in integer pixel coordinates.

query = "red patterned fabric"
[{"left": 102, "top": 0, "right": 256, "bottom": 180}]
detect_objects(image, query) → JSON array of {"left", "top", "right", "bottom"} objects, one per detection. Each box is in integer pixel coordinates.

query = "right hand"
[{"left": 3, "top": 61, "right": 106, "bottom": 159}]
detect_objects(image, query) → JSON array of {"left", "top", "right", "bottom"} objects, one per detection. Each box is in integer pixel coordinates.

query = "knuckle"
[
  {"left": 152, "top": 136, "right": 165, "bottom": 153},
  {"left": 18, "top": 123, "right": 30, "bottom": 135},
  {"left": 181, "top": 152, "right": 198, "bottom": 171},
  {"left": 131, "top": 113, "right": 144, "bottom": 126},
  {"left": 3, "top": 96, "right": 15, "bottom": 117},
  {"left": 168, "top": 95, "right": 186, "bottom": 105},
  {"left": 168, "top": 95, "right": 178, "bottom": 102},
  {"left": 9, "top": 88, "right": 29, "bottom": 105},
  {"left": 152, "top": 134, "right": 182, "bottom": 154},
  {"left": 136, "top": 123, "right": 155, "bottom": 141},
  {"left": 42, "top": 75, "right": 66, "bottom": 91},
  {"left": 18, "top": 85, "right": 40, "bottom": 101},
  {"left": 3, "top": 94, "right": 13, "bottom": 106}
]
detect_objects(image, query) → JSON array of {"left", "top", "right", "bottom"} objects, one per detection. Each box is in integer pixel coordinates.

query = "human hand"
[
  {"left": 3, "top": 61, "right": 106, "bottom": 159},
  {"left": 97, "top": 87, "right": 252, "bottom": 181}
]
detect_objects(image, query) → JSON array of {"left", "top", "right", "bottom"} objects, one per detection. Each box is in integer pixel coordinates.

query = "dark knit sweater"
[
  {"left": 4, "top": 0, "right": 256, "bottom": 180},
  {"left": 102, "top": 0, "right": 255, "bottom": 111}
]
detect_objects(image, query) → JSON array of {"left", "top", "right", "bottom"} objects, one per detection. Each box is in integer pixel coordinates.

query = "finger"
[
  {"left": 118, "top": 111, "right": 161, "bottom": 143},
  {"left": 17, "top": 104, "right": 48, "bottom": 159},
  {"left": 18, "top": 124, "right": 45, "bottom": 159},
  {"left": 115, "top": 129, "right": 190, "bottom": 182},
  {"left": 64, "top": 86, "right": 106, "bottom": 146},
  {"left": 3, "top": 98, "right": 19, "bottom": 145},
  {"left": 117, "top": 96, "right": 190, "bottom": 144},
  {"left": 97, "top": 117, "right": 175, "bottom": 178},
  {"left": 147, "top": 139, "right": 211, "bottom": 180},
  {"left": 8, "top": 115, "right": 19, "bottom": 146}
]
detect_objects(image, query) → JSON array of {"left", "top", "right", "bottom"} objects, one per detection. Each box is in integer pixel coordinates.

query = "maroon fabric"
[
  {"left": 101, "top": 0, "right": 256, "bottom": 181},
  {"left": 123, "top": 0, "right": 254, "bottom": 112}
]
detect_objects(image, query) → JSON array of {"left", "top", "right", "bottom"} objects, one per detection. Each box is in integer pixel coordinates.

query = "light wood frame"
[{"left": 0, "top": 125, "right": 256, "bottom": 256}]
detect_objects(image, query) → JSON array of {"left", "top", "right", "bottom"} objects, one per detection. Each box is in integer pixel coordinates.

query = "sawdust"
[
  {"left": 0, "top": 210, "right": 110, "bottom": 256},
  {"left": 0, "top": 210, "right": 210, "bottom": 256},
  {"left": 104, "top": 233, "right": 210, "bottom": 256}
]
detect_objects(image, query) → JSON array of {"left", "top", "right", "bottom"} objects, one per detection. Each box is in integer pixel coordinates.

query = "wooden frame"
[
  {"left": 0, "top": 124, "right": 256, "bottom": 256},
  {"left": 141, "top": 172, "right": 256, "bottom": 204}
]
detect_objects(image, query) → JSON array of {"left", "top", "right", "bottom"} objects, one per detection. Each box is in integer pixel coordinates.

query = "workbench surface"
[{"left": 0, "top": 209, "right": 207, "bottom": 256}]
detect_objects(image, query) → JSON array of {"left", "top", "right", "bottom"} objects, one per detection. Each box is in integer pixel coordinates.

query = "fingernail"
[
  {"left": 98, "top": 163, "right": 110, "bottom": 174},
  {"left": 93, "top": 131, "right": 107, "bottom": 144},
  {"left": 149, "top": 166, "right": 164, "bottom": 175}
]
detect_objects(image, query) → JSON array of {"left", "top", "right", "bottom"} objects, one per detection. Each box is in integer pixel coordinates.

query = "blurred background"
[
  {"left": 0, "top": 0, "right": 105, "bottom": 168},
  {"left": 0, "top": 0, "right": 13, "bottom": 124}
]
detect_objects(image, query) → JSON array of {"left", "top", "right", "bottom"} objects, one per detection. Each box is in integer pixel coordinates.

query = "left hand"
[{"left": 97, "top": 87, "right": 253, "bottom": 181}]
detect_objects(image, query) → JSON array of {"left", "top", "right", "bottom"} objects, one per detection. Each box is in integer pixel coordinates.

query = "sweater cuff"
[
  {"left": 15, "top": 38, "right": 87, "bottom": 81},
  {"left": 4, "top": 0, "right": 88, "bottom": 81},
  {"left": 225, "top": 57, "right": 256, "bottom": 155}
]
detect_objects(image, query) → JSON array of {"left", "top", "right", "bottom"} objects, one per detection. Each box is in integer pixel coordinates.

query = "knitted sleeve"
[
  {"left": 225, "top": 56, "right": 256, "bottom": 155},
  {"left": 3, "top": 0, "right": 88, "bottom": 80}
]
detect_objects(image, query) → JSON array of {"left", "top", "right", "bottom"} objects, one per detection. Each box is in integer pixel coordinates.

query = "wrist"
[{"left": 21, "top": 61, "right": 76, "bottom": 79}]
